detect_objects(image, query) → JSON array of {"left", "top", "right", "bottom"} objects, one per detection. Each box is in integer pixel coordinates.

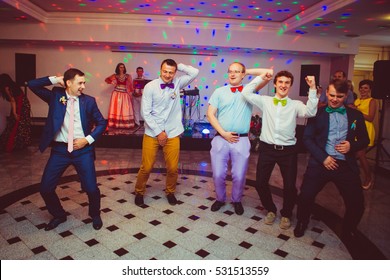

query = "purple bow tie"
[{"left": 160, "top": 83, "right": 174, "bottom": 89}]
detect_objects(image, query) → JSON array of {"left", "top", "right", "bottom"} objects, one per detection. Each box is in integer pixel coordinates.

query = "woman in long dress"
[
  {"left": 105, "top": 63, "right": 135, "bottom": 129},
  {"left": 354, "top": 79, "right": 377, "bottom": 189},
  {"left": 0, "top": 73, "right": 31, "bottom": 152}
]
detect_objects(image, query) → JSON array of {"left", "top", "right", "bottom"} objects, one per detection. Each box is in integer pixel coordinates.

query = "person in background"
[
  {"left": 132, "top": 66, "right": 146, "bottom": 127},
  {"left": 105, "top": 63, "right": 135, "bottom": 130},
  {"left": 354, "top": 79, "right": 377, "bottom": 189},
  {"left": 133, "top": 59, "right": 199, "bottom": 206},
  {"left": 348, "top": 80, "right": 358, "bottom": 100},
  {"left": 0, "top": 73, "right": 31, "bottom": 153},
  {"left": 207, "top": 63, "right": 273, "bottom": 215},
  {"left": 294, "top": 79, "right": 369, "bottom": 240},
  {"left": 241, "top": 70, "right": 318, "bottom": 229},
  {"left": 318, "top": 70, "right": 355, "bottom": 108},
  {"left": 28, "top": 68, "right": 107, "bottom": 231}
]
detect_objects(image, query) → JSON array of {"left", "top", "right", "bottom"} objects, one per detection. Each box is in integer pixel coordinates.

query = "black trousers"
[
  {"left": 296, "top": 160, "right": 364, "bottom": 232},
  {"left": 255, "top": 141, "right": 298, "bottom": 218}
]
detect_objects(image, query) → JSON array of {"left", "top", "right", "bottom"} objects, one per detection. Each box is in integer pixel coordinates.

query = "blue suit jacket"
[
  {"left": 303, "top": 106, "right": 369, "bottom": 173},
  {"left": 28, "top": 77, "right": 107, "bottom": 152}
]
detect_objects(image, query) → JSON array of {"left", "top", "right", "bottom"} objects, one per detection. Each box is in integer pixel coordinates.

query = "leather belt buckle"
[{"left": 274, "top": 145, "right": 284, "bottom": 150}]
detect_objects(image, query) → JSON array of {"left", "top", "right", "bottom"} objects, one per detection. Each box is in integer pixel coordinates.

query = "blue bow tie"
[
  {"left": 325, "top": 106, "right": 346, "bottom": 114},
  {"left": 160, "top": 83, "right": 174, "bottom": 89}
]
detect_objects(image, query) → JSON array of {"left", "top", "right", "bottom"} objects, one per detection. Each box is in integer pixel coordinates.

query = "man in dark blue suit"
[
  {"left": 28, "top": 68, "right": 107, "bottom": 231},
  {"left": 294, "top": 79, "right": 369, "bottom": 239}
]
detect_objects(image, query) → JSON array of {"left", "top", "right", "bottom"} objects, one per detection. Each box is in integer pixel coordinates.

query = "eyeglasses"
[{"left": 227, "top": 70, "right": 243, "bottom": 74}]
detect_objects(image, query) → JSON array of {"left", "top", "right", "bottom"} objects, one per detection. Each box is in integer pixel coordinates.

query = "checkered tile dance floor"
[{"left": 0, "top": 169, "right": 351, "bottom": 260}]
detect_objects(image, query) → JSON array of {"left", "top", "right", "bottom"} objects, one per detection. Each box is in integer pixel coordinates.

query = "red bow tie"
[{"left": 230, "top": 85, "right": 243, "bottom": 93}]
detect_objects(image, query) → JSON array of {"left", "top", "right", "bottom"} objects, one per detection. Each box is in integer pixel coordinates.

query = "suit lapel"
[{"left": 79, "top": 94, "right": 87, "bottom": 134}]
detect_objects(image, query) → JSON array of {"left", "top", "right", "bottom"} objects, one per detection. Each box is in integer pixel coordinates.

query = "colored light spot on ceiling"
[
  {"left": 295, "top": 15, "right": 301, "bottom": 20},
  {"left": 168, "top": 20, "right": 173, "bottom": 26},
  {"left": 226, "top": 33, "right": 231, "bottom": 41},
  {"left": 147, "top": 18, "right": 152, "bottom": 22},
  {"left": 286, "top": 59, "right": 293, "bottom": 64},
  {"left": 322, "top": 6, "right": 327, "bottom": 11},
  {"left": 79, "top": 3, "right": 86, "bottom": 7},
  {"left": 196, "top": 28, "right": 200, "bottom": 34},
  {"left": 220, "top": 58, "right": 225, "bottom": 63},
  {"left": 211, "top": 62, "right": 216, "bottom": 68},
  {"left": 240, "top": 23, "right": 246, "bottom": 27},
  {"left": 203, "top": 22, "right": 209, "bottom": 27},
  {"left": 123, "top": 58, "right": 129, "bottom": 63},
  {"left": 276, "top": 2, "right": 282, "bottom": 6},
  {"left": 277, "top": 28, "right": 284, "bottom": 35},
  {"left": 119, "top": 0, "right": 127, "bottom": 3},
  {"left": 336, "top": 25, "right": 344, "bottom": 29},
  {"left": 127, "top": 54, "right": 132, "bottom": 59},
  {"left": 253, "top": 63, "right": 260, "bottom": 67},
  {"left": 212, "top": 29, "right": 216, "bottom": 36},
  {"left": 162, "top": 31, "right": 168, "bottom": 39}
]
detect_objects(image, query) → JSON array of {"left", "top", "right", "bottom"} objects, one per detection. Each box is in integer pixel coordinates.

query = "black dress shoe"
[
  {"left": 44, "top": 217, "right": 67, "bottom": 231},
  {"left": 211, "top": 200, "right": 225, "bottom": 212},
  {"left": 134, "top": 194, "right": 144, "bottom": 206},
  {"left": 92, "top": 216, "right": 103, "bottom": 230},
  {"left": 167, "top": 193, "right": 177, "bottom": 205},
  {"left": 293, "top": 221, "right": 308, "bottom": 238},
  {"left": 233, "top": 202, "right": 244, "bottom": 215}
]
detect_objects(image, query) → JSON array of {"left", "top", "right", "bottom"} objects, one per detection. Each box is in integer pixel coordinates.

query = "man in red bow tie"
[{"left": 207, "top": 62, "right": 273, "bottom": 215}]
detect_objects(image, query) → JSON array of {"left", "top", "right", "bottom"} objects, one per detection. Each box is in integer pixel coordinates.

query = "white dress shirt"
[
  {"left": 49, "top": 76, "right": 94, "bottom": 144},
  {"left": 242, "top": 76, "right": 318, "bottom": 146},
  {"left": 141, "top": 63, "right": 199, "bottom": 138}
]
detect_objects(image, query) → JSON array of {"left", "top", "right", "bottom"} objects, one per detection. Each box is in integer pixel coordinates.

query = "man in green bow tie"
[
  {"left": 242, "top": 70, "right": 318, "bottom": 230},
  {"left": 294, "top": 79, "right": 369, "bottom": 241}
]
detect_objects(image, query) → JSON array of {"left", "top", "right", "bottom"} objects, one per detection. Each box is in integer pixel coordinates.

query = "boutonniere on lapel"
[
  {"left": 170, "top": 92, "right": 177, "bottom": 99},
  {"left": 59, "top": 96, "right": 67, "bottom": 105},
  {"left": 351, "top": 120, "right": 357, "bottom": 130}
]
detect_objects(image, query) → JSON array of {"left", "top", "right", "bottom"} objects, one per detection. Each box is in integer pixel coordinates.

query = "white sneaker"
[
  {"left": 279, "top": 217, "right": 291, "bottom": 230},
  {"left": 264, "top": 212, "right": 276, "bottom": 225}
]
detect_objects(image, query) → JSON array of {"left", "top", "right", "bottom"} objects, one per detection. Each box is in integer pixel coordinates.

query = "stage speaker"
[
  {"left": 15, "top": 53, "right": 36, "bottom": 86},
  {"left": 299, "top": 64, "right": 320, "bottom": 96},
  {"left": 372, "top": 60, "right": 390, "bottom": 99}
]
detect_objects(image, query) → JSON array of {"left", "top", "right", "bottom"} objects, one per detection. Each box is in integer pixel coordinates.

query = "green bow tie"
[
  {"left": 273, "top": 97, "right": 287, "bottom": 106},
  {"left": 325, "top": 106, "right": 346, "bottom": 114}
]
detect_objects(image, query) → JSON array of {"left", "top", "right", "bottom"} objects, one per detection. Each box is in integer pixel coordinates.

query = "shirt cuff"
[
  {"left": 85, "top": 135, "right": 94, "bottom": 145},
  {"left": 48, "top": 76, "right": 60, "bottom": 85}
]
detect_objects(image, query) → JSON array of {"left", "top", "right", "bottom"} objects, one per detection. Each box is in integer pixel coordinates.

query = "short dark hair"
[
  {"left": 274, "top": 70, "right": 294, "bottom": 86},
  {"left": 115, "top": 63, "right": 127, "bottom": 75},
  {"left": 160, "top": 59, "right": 177, "bottom": 71},
  {"left": 328, "top": 79, "right": 348, "bottom": 94},
  {"left": 333, "top": 70, "right": 347, "bottom": 79},
  {"left": 64, "top": 68, "right": 85, "bottom": 87},
  {"left": 136, "top": 67, "right": 144, "bottom": 72},
  {"left": 359, "top": 79, "right": 374, "bottom": 90}
]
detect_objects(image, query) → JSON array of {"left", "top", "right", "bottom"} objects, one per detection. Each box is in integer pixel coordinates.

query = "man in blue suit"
[
  {"left": 28, "top": 68, "right": 107, "bottom": 231},
  {"left": 294, "top": 79, "right": 369, "bottom": 239}
]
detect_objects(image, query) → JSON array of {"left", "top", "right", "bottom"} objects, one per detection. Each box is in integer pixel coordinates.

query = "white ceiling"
[{"left": 1, "top": 0, "right": 389, "bottom": 46}]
